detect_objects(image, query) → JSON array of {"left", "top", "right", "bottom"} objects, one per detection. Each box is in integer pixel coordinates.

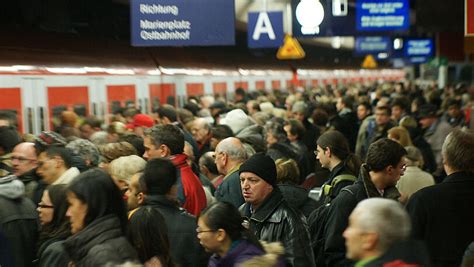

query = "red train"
[{"left": 0, "top": 66, "right": 404, "bottom": 134}]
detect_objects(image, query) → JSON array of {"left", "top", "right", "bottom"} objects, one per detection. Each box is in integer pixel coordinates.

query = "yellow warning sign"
[
  {"left": 362, "top": 55, "right": 377, "bottom": 69},
  {"left": 277, "top": 35, "right": 305, "bottom": 60}
]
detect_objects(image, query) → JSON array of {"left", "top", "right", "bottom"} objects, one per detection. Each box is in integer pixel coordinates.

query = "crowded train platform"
[{"left": 1, "top": 0, "right": 474, "bottom": 266}]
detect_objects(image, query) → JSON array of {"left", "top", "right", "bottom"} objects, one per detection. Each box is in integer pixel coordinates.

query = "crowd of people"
[{"left": 0, "top": 80, "right": 473, "bottom": 267}]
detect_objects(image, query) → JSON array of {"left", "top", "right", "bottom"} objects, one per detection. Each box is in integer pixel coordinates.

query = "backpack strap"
[{"left": 323, "top": 174, "right": 357, "bottom": 196}]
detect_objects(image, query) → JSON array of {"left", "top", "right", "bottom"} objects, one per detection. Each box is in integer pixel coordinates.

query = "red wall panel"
[
  {"left": 0, "top": 88, "right": 23, "bottom": 132},
  {"left": 186, "top": 83, "right": 204, "bottom": 97}
]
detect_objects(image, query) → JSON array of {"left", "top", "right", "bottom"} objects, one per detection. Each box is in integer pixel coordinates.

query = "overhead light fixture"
[
  {"left": 46, "top": 67, "right": 87, "bottom": 74},
  {"left": 296, "top": 0, "right": 325, "bottom": 35},
  {"left": 393, "top": 38, "right": 403, "bottom": 50}
]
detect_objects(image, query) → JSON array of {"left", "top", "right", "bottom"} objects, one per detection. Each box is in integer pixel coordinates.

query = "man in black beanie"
[{"left": 239, "top": 153, "right": 315, "bottom": 267}]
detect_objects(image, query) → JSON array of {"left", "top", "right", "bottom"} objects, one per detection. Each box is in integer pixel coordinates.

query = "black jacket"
[
  {"left": 144, "top": 195, "right": 205, "bottom": 267},
  {"left": 407, "top": 171, "right": 474, "bottom": 267},
  {"left": 365, "top": 240, "right": 432, "bottom": 267},
  {"left": 63, "top": 215, "right": 137, "bottom": 267},
  {"left": 324, "top": 164, "right": 400, "bottom": 267},
  {"left": 0, "top": 176, "right": 38, "bottom": 267},
  {"left": 240, "top": 188, "right": 316, "bottom": 267}
]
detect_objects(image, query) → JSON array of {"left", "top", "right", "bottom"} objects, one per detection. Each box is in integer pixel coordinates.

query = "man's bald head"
[
  {"left": 12, "top": 142, "right": 38, "bottom": 176},
  {"left": 214, "top": 137, "right": 247, "bottom": 175}
]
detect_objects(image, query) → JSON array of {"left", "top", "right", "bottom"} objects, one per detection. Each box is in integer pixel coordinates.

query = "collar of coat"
[
  {"left": 359, "top": 163, "right": 401, "bottom": 200},
  {"left": 246, "top": 188, "right": 285, "bottom": 223}
]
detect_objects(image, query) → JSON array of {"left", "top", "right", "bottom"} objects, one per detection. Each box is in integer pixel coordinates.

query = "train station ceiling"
[{"left": 0, "top": 0, "right": 465, "bottom": 70}]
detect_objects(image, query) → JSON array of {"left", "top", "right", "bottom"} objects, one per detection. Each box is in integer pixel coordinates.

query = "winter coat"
[
  {"left": 407, "top": 171, "right": 474, "bottom": 267},
  {"left": 38, "top": 240, "right": 69, "bottom": 267},
  {"left": 215, "top": 164, "right": 245, "bottom": 208},
  {"left": 278, "top": 183, "right": 318, "bottom": 218},
  {"left": 240, "top": 188, "right": 316, "bottom": 267},
  {"left": 170, "top": 154, "right": 207, "bottom": 216},
  {"left": 63, "top": 215, "right": 137, "bottom": 267},
  {"left": 396, "top": 166, "right": 435, "bottom": 200},
  {"left": 0, "top": 175, "right": 38, "bottom": 267},
  {"left": 323, "top": 164, "right": 400, "bottom": 267},
  {"left": 143, "top": 194, "right": 204, "bottom": 267},
  {"left": 329, "top": 109, "right": 359, "bottom": 152},
  {"left": 208, "top": 240, "right": 264, "bottom": 267},
  {"left": 423, "top": 119, "right": 453, "bottom": 172}
]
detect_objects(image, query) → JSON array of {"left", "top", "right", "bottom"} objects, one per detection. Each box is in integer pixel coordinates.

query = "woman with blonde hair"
[
  {"left": 275, "top": 158, "right": 318, "bottom": 218},
  {"left": 388, "top": 126, "right": 413, "bottom": 147}
]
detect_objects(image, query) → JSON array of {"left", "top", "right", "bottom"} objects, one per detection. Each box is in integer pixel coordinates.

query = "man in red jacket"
[{"left": 143, "top": 124, "right": 206, "bottom": 216}]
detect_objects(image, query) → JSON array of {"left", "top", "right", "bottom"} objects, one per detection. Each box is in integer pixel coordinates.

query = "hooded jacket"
[
  {"left": 63, "top": 215, "right": 137, "bottom": 266},
  {"left": 0, "top": 175, "right": 38, "bottom": 267},
  {"left": 323, "top": 164, "right": 401, "bottom": 267}
]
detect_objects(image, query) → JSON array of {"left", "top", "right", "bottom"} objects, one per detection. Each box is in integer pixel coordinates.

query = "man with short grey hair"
[
  {"left": 407, "top": 128, "right": 474, "bottom": 266},
  {"left": 214, "top": 137, "right": 247, "bottom": 207},
  {"left": 343, "top": 198, "right": 411, "bottom": 264}
]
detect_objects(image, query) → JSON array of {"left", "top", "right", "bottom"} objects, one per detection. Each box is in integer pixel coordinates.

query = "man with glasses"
[
  {"left": 214, "top": 137, "right": 247, "bottom": 208},
  {"left": 322, "top": 138, "right": 406, "bottom": 266},
  {"left": 11, "top": 142, "right": 39, "bottom": 200},
  {"left": 37, "top": 147, "right": 79, "bottom": 185}
]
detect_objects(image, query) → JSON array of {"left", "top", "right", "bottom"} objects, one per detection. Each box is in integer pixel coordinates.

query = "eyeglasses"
[
  {"left": 401, "top": 164, "right": 407, "bottom": 172},
  {"left": 196, "top": 228, "right": 216, "bottom": 234},
  {"left": 38, "top": 203, "right": 54, "bottom": 209},
  {"left": 11, "top": 156, "right": 36, "bottom": 163}
]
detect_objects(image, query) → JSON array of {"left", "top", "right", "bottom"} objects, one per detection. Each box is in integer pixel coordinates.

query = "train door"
[
  {"left": 149, "top": 83, "right": 176, "bottom": 111},
  {"left": 186, "top": 83, "right": 204, "bottom": 98},
  {"left": 47, "top": 86, "right": 89, "bottom": 131},
  {"left": 212, "top": 82, "right": 227, "bottom": 100},
  {"left": 106, "top": 85, "right": 136, "bottom": 114}
]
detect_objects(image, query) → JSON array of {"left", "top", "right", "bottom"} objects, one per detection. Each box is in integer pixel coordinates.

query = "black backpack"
[{"left": 308, "top": 174, "right": 356, "bottom": 267}]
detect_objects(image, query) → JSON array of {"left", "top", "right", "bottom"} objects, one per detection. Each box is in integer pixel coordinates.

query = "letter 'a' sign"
[
  {"left": 248, "top": 11, "right": 284, "bottom": 48},
  {"left": 131, "top": 0, "right": 235, "bottom": 46}
]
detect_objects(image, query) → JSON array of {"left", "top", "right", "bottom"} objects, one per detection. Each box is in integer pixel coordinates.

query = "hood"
[
  {"left": 278, "top": 184, "right": 308, "bottom": 207},
  {"left": 0, "top": 175, "right": 25, "bottom": 199}
]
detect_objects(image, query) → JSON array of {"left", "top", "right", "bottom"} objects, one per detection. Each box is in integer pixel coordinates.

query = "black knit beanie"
[{"left": 239, "top": 153, "right": 276, "bottom": 186}]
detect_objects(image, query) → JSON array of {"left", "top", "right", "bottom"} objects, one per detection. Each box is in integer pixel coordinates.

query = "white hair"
[
  {"left": 109, "top": 155, "right": 146, "bottom": 183},
  {"left": 353, "top": 198, "right": 411, "bottom": 252}
]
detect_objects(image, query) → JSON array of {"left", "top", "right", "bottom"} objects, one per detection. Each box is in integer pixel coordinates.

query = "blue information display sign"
[
  {"left": 404, "top": 39, "right": 434, "bottom": 57},
  {"left": 248, "top": 12, "right": 284, "bottom": 48},
  {"left": 130, "top": 0, "right": 235, "bottom": 46},
  {"left": 356, "top": 0, "right": 410, "bottom": 31},
  {"left": 355, "top": 36, "right": 391, "bottom": 54}
]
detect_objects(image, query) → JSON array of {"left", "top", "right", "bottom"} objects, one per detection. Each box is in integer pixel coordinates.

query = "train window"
[
  {"left": 0, "top": 109, "right": 17, "bottom": 128},
  {"left": 152, "top": 97, "right": 160, "bottom": 111},
  {"left": 27, "top": 108, "right": 34, "bottom": 134},
  {"left": 167, "top": 96, "right": 176, "bottom": 106},
  {"left": 144, "top": 98, "right": 149, "bottom": 114},
  {"left": 125, "top": 100, "right": 135, "bottom": 108},
  {"left": 92, "top": 103, "right": 97, "bottom": 116},
  {"left": 39, "top": 107, "right": 45, "bottom": 132},
  {"left": 74, "top": 105, "right": 87, "bottom": 117},
  {"left": 52, "top": 106, "right": 67, "bottom": 117},
  {"left": 111, "top": 101, "right": 121, "bottom": 114}
]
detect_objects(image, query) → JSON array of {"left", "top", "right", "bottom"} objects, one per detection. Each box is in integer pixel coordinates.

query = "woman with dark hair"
[
  {"left": 197, "top": 201, "right": 265, "bottom": 267},
  {"left": 63, "top": 168, "right": 137, "bottom": 266},
  {"left": 36, "top": 184, "right": 71, "bottom": 266},
  {"left": 128, "top": 206, "right": 175, "bottom": 267},
  {"left": 314, "top": 130, "right": 361, "bottom": 204}
]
